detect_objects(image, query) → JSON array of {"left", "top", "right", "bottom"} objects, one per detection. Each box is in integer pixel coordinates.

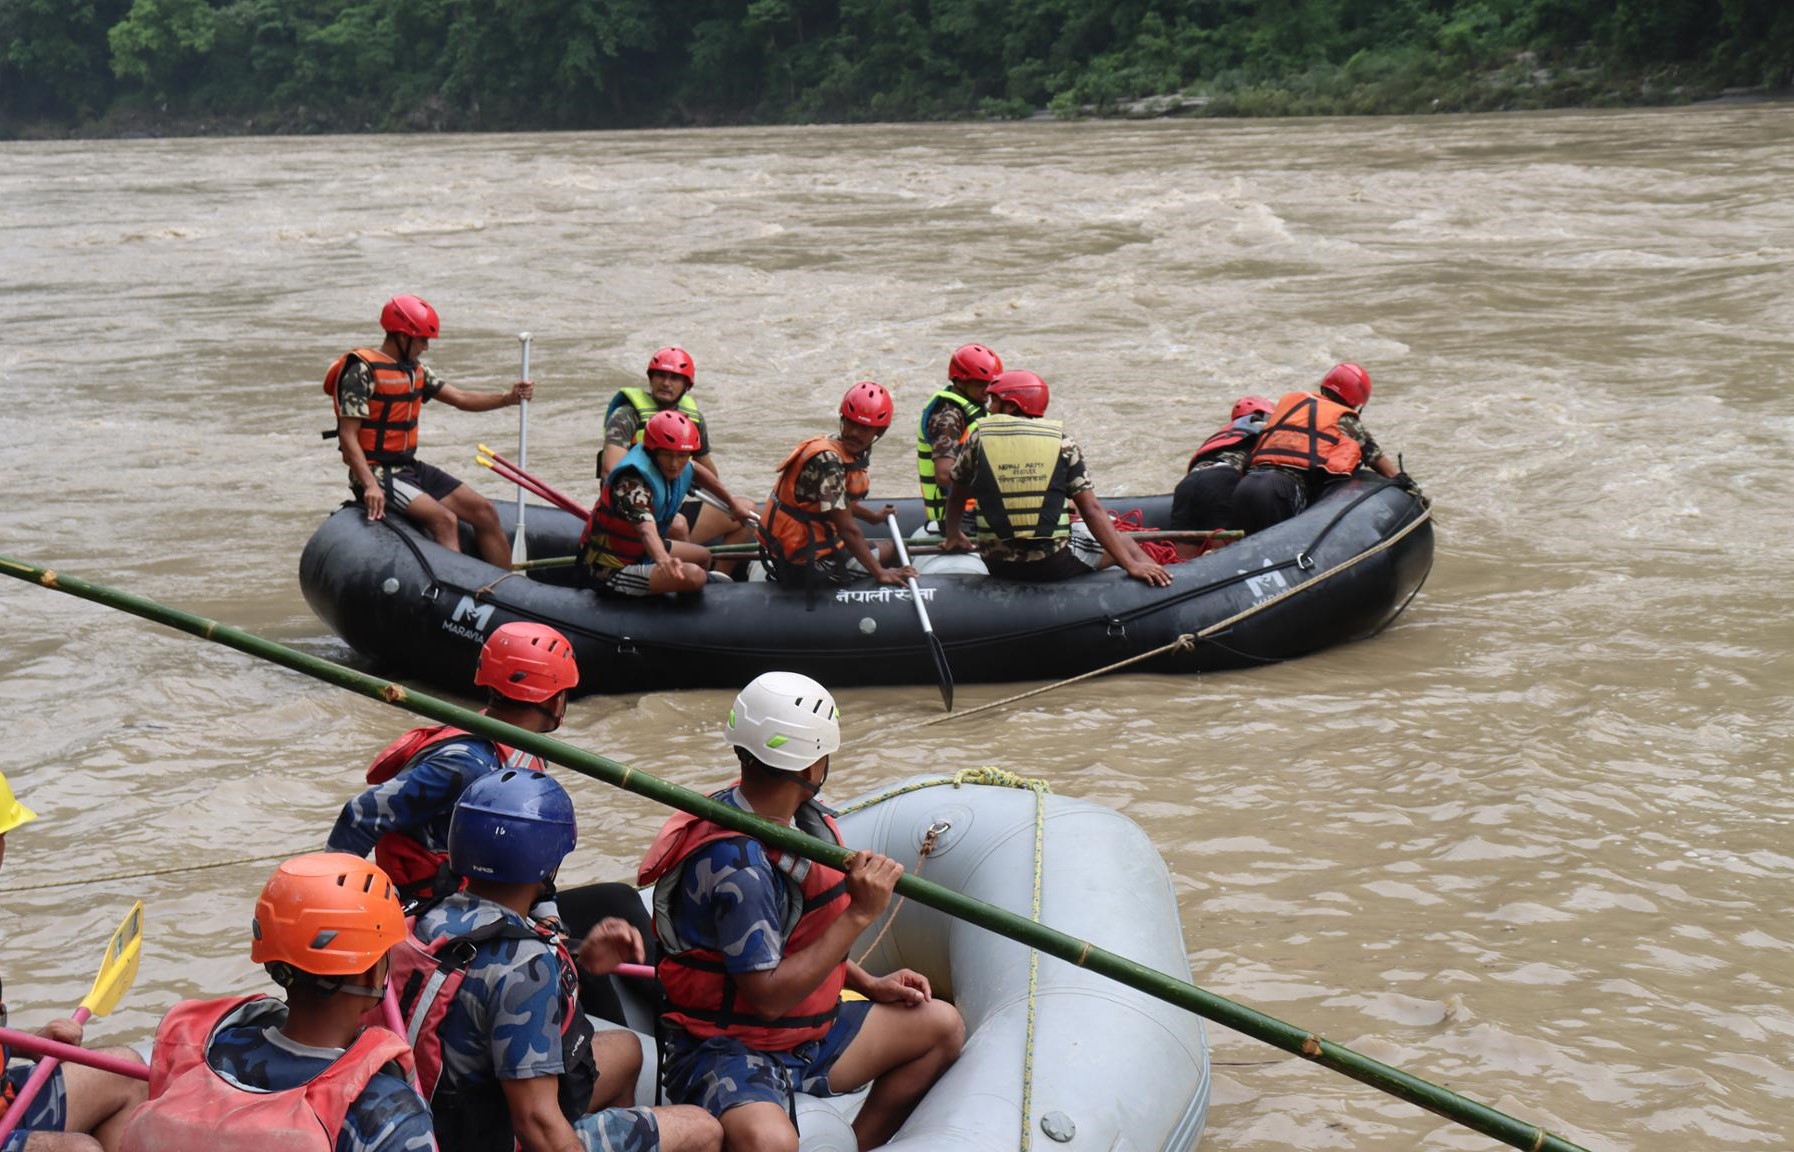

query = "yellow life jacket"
[{"left": 969, "top": 415, "right": 1072, "bottom": 545}]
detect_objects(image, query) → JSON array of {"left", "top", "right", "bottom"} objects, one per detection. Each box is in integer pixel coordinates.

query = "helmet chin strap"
[{"left": 797, "top": 756, "right": 830, "bottom": 799}]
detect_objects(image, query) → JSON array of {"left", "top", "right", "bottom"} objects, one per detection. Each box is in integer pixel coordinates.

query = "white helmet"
[{"left": 726, "top": 671, "right": 840, "bottom": 772}]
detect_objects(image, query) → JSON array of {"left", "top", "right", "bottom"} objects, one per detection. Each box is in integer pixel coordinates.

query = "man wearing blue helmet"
[{"left": 386, "top": 770, "right": 720, "bottom": 1152}]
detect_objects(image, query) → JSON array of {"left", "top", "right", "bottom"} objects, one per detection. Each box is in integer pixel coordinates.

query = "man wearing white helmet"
[{"left": 637, "top": 673, "right": 964, "bottom": 1151}]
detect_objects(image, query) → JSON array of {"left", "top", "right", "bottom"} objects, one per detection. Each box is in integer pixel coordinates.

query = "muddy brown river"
[{"left": 3, "top": 104, "right": 1792, "bottom": 1149}]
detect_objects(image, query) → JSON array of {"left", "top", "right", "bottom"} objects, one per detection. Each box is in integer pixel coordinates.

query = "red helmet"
[
  {"left": 643, "top": 409, "right": 702, "bottom": 454},
  {"left": 646, "top": 346, "right": 695, "bottom": 385},
  {"left": 1231, "top": 395, "right": 1275, "bottom": 421},
  {"left": 840, "top": 381, "right": 894, "bottom": 430},
  {"left": 947, "top": 343, "right": 1003, "bottom": 385},
  {"left": 987, "top": 370, "right": 1050, "bottom": 418},
  {"left": 474, "top": 622, "right": 579, "bottom": 703},
  {"left": 1320, "top": 363, "right": 1371, "bottom": 409},
  {"left": 380, "top": 295, "right": 440, "bottom": 339}
]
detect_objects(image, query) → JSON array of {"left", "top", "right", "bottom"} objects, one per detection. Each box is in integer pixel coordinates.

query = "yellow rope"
[
  {"left": 1019, "top": 767, "right": 1047, "bottom": 1150},
  {"left": 834, "top": 765, "right": 1053, "bottom": 815},
  {"left": 3, "top": 849, "right": 303, "bottom": 893},
  {"left": 905, "top": 504, "right": 1434, "bottom": 729}
]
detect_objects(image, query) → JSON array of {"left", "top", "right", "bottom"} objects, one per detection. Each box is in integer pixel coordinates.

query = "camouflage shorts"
[
  {"left": 2, "top": 1061, "right": 68, "bottom": 1152},
  {"left": 574, "top": 1104, "right": 660, "bottom": 1152},
  {"left": 660, "top": 999, "right": 873, "bottom": 1118}
]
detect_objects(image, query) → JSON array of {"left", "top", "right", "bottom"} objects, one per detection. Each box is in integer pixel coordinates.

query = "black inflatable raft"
[{"left": 298, "top": 480, "right": 1432, "bottom": 697}]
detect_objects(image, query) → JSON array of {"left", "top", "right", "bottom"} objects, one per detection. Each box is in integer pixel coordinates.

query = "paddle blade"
[
  {"left": 927, "top": 632, "right": 955, "bottom": 711},
  {"left": 80, "top": 901, "right": 143, "bottom": 1018}
]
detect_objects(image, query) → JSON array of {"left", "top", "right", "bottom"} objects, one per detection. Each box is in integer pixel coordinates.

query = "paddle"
[
  {"left": 693, "top": 485, "right": 760, "bottom": 525},
  {"left": 887, "top": 512, "right": 953, "bottom": 711},
  {"left": 0, "top": 901, "right": 143, "bottom": 1144},
  {"left": 476, "top": 449, "right": 586, "bottom": 519},
  {"left": 511, "top": 333, "right": 532, "bottom": 569},
  {"left": 0, "top": 1027, "right": 148, "bottom": 1082}
]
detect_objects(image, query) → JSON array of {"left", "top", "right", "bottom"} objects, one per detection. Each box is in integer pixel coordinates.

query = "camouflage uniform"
[
  {"left": 413, "top": 891, "right": 659, "bottom": 1152},
  {"left": 604, "top": 406, "right": 712, "bottom": 461},
  {"left": 201, "top": 1000, "right": 438, "bottom": 1152},
  {"left": 657, "top": 787, "right": 872, "bottom": 1118},
  {"left": 924, "top": 404, "right": 973, "bottom": 470},
  {"left": 765, "top": 444, "right": 870, "bottom": 586},
  {"left": 334, "top": 358, "right": 463, "bottom": 506},
  {"left": 333, "top": 360, "right": 446, "bottom": 422},
  {"left": 950, "top": 427, "right": 1097, "bottom": 567},
  {"left": 1, "top": 1060, "right": 67, "bottom": 1152}
]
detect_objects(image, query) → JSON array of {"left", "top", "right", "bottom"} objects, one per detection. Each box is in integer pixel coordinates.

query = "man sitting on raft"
[
  {"left": 941, "top": 371, "right": 1172, "bottom": 586},
  {"left": 578, "top": 410, "right": 758, "bottom": 596}
]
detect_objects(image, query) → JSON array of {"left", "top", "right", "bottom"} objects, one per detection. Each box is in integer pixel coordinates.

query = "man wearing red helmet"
[
  {"left": 578, "top": 410, "right": 759, "bottom": 597},
  {"left": 325, "top": 295, "right": 533, "bottom": 567},
  {"left": 916, "top": 343, "right": 1002, "bottom": 530},
  {"left": 942, "top": 371, "right": 1171, "bottom": 586},
  {"left": 599, "top": 347, "right": 753, "bottom": 562},
  {"left": 1168, "top": 395, "right": 1275, "bottom": 545},
  {"left": 1230, "top": 363, "right": 1407, "bottom": 535},
  {"left": 326, "top": 622, "right": 577, "bottom": 908},
  {"left": 757, "top": 382, "right": 918, "bottom": 589}
]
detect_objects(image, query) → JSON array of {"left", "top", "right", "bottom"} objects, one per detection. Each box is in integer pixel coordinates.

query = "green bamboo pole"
[{"left": 0, "top": 552, "right": 1590, "bottom": 1152}]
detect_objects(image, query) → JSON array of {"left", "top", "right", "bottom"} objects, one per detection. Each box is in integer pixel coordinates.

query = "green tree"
[{"left": 108, "top": 0, "right": 216, "bottom": 95}]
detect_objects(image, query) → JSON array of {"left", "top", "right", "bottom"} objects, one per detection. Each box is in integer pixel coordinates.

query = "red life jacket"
[
  {"left": 323, "top": 348, "right": 428, "bottom": 466},
  {"left": 363, "top": 725, "right": 547, "bottom": 900},
  {"left": 1186, "top": 420, "right": 1260, "bottom": 471},
  {"left": 122, "top": 995, "right": 414, "bottom": 1152},
  {"left": 636, "top": 791, "right": 851, "bottom": 1050},
  {"left": 756, "top": 437, "right": 870, "bottom": 569},
  {"left": 1247, "top": 391, "right": 1364, "bottom": 476},
  {"left": 385, "top": 910, "right": 596, "bottom": 1152},
  {"left": 0, "top": 976, "right": 13, "bottom": 1122}
]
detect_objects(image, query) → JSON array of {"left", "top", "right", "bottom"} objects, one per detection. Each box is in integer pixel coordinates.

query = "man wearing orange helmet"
[
  {"left": 916, "top": 343, "right": 1002, "bottom": 530},
  {"left": 3, "top": 773, "right": 148, "bottom": 1152},
  {"left": 757, "top": 382, "right": 918, "bottom": 589},
  {"left": 577, "top": 410, "right": 759, "bottom": 597},
  {"left": 326, "top": 622, "right": 577, "bottom": 907},
  {"left": 325, "top": 294, "right": 534, "bottom": 568},
  {"left": 1168, "top": 395, "right": 1276, "bottom": 544},
  {"left": 121, "top": 854, "right": 433, "bottom": 1152},
  {"left": 1230, "top": 363, "right": 1407, "bottom": 535},
  {"left": 599, "top": 347, "right": 752, "bottom": 557},
  {"left": 942, "top": 371, "right": 1172, "bottom": 587}
]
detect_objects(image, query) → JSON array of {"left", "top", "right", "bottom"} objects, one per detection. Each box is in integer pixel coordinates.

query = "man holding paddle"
[
  {"left": 326, "top": 294, "right": 533, "bottom": 567},
  {"left": 1, "top": 772, "right": 147, "bottom": 1152}
]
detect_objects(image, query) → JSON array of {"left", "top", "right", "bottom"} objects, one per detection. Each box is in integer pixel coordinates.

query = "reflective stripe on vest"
[
  {"left": 324, "top": 349, "right": 427, "bottom": 466},
  {"left": 637, "top": 792, "right": 851, "bottom": 1050},
  {"left": 756, "top": 437, "right": 869, "bottom": 569},
  {"left": 577, "top": 443, "right": 696, "bottom": 571},
  {"left": 1247, "top": 391, "right": 1363, "bottom": 476},
  {"left": 123, "top": 995, "right": 414, "bottom": 1152},
  {"left": 969, "top": 415, "right": 1071, "bottom": 545},
  {"left": 362, "top": 726, "right": 546, "bottom": 900},
  {"left": 605, "top": 389, "right": 705, "bottom": 449},
  {"left": 386, "top": 912, "right": 596, "bottom": 1152},
  {"left": 915, "top": 388, "right": 985, "bottom": 524}
]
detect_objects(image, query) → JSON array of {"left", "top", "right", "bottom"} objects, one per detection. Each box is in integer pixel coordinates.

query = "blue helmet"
[{"left": 448, "top": 769, "right": 577, "bottom": 884}]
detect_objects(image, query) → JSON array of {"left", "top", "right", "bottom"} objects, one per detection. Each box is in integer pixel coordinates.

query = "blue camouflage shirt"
[
  {"left": 665, "top": 787, "right": 793, "bottom": 975},
  {"left": 204, "top": 1000, "right": 437, "bottom": 1152},
  {"left": 327, "top": 736, "right": 502, "bottom": 860}
]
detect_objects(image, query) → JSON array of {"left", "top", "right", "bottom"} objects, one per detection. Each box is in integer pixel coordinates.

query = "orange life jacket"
[
  {"left": 324, "top": 348, "right": 428, "bottom": 466},
  {"left": 363, "top": 725, "right": 546, "bottom": 900},
  {"left": 122, "top": 995, "right": 414, "bottom": 1152},
  {"left": 637, "top": 791, "right": 852, "bottom": 1050},
  {"left": 756, "top": 437, "right": 869, "bottom": 569},
  {"left": 1247, "top": 391, "right": 1363, "bottom": 476}
]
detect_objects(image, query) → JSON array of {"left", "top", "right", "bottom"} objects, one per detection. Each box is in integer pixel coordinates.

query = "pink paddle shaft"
[
  {"left": 614, "top": 962, "right": 654, "bottom": 980},
  {"left": 0, "top": 1023, "right": 149, "bottom": 1083}
]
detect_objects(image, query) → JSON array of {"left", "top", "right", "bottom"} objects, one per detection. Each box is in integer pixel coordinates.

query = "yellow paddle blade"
[
  {"left": 79, "top": 901, "right": 143, "bottom": 1018},
  {"left": 476, "top": 443, "right": 496, "bottom": 458},
  {"left": 476, "top": 456, "right": 496, "bottom": 470}
]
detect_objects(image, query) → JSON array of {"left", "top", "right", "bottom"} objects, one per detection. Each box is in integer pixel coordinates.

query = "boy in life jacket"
[
  {"left": 916, "top": 343, "right": 1002, "bottom": 531},
  {"left": 2, "top": 771, "right": 147, "bottom": 1152},
  {"left": 392, "top": 770, "right": 721, "bottom": 1152},
  {"left": 326, "top": 294, "right": 534, "bottom": 568},
  {"left": 598, "top": 347, "right": 754, "bottom": 559},
  {"left": 940, "top": 371, "right": 1172, "bottom": 586},
  {"left": 1167, "top": 395, "right": 1275, "bottom": 547},
  {"left": 756, "top": 382, "right": 918, "bottom": 589},
  {"left": 1230, "top": 362, "right": 1411, "bottom": 535},
  {"left": 638, "top": 672, "right": 965, "bottom": 1151},
  {"left": 577, "top": 410, "right": 759, "bottom": 597},
  {"left": 121, "top": 854, "right": 432, "bottom": 1152},
  {"left": 326, "top": 622, "right": 576, "bottom": 908}
]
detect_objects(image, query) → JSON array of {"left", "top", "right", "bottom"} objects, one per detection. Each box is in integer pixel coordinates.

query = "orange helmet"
[
  {"left": 251, "top": 853, "right": 405, "bottom": 977},
  {"left": 474, "top": 622, "right": 580, "bottom": 703}
]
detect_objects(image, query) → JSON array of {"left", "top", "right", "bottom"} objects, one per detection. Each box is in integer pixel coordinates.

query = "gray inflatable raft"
[{"left": 619, "top": 775, "right": 1211, "bottom": 1150}]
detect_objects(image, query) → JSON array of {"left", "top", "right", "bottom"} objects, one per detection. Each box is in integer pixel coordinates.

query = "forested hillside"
[{"left": 2, "top": 0, "right": 1789, "bottom": 134}]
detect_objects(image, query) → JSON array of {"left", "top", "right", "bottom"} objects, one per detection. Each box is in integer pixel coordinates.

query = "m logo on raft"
[{"left": 442, "top": 595, "right": 496, "bottom": 641}]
